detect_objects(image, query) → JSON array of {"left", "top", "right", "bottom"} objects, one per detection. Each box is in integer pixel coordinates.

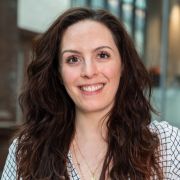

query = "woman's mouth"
[{"left": 79, "top": 83, "right": 105, "bottom": 94}]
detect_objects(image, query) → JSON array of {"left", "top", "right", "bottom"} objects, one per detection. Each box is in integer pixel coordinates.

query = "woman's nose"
[{"left": 80, "top": 60, "right": 98, "bottom": 78}]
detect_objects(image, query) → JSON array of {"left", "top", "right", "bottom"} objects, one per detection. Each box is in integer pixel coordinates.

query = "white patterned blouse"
[{"left": 1, "top": 121, "right": 180, "bottom": 180}]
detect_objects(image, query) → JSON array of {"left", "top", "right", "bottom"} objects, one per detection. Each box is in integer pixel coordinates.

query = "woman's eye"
[
  {"left": 66, "top": 56, "right": 80, "bottom": 64},
  {"left": 97, "top": 51, "right": 110, "bottom": 59}
]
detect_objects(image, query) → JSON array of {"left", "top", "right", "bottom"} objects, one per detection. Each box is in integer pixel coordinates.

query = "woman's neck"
[
  {"left": 75, "top": 110, "right": 108, "bottom": 142},
  {"left": 71, "top": 110, "right": 109, "bottom": 180}
]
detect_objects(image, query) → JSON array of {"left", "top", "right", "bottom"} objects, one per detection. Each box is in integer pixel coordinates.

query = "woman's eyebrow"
[
  {"left": 61, "top": 49, "right": 81, "bottom": 56},
  {"left": 61, "top": 46, "right": 113, "bottom": 56},
  {"left": 94, "top": 46, "right": 113, "bottom": 52}
]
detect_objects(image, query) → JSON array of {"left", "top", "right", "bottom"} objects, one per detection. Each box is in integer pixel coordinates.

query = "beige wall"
[
  {"left": 145, "top": 1, "right": 162, "bottom": 69},
  {"left": 169, "top": 1, "right": 180, "bottom": 78},
  {"left": 18, "top": 0, "right": 70, "bottom": 33},
  {"left": 145, "top": 0, "right": 180, "bottom": 84}
]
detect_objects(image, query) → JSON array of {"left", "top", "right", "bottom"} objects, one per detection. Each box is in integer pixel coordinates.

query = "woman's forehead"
[{"left": 61, "top": 20, "right": 117, "bottom": 52}]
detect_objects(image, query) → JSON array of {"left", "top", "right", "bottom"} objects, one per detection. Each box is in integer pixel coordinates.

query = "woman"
[{"left": 1, "top": 7, "right": 180, "bottom": 180}]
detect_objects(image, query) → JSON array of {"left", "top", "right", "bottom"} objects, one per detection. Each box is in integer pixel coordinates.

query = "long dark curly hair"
[{"left": 16, "top": 7, "right": 163, "bottom": 180}]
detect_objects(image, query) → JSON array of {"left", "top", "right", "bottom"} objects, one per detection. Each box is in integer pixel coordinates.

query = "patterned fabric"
[{"left": 1, "top": 121, "right": 180, "bottom": 180}]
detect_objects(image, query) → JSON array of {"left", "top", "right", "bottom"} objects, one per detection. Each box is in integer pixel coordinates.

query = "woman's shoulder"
[
  {"left": 149, "top": 120, "right": 180, "bottom": 149},
  {"left": 1, "top": 139, "right": 18, "bottom": 180},
  {"left": 149, "top": 120, "right": 179, "bottom": 138},
  {"left": 9, "top": 138, "right": 18, "bottom": 151},
  {"left": 149, "top": 120, "right": 180, "bottom": 179}
]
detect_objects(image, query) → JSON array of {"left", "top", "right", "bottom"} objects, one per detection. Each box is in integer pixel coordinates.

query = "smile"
[{"left": 79, "top": 83, "right": 105, "bottom": 93}]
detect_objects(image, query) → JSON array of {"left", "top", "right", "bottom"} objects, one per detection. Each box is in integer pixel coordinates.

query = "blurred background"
[{"left": 0, "top": 0, "right": 179, "bottom": 175}]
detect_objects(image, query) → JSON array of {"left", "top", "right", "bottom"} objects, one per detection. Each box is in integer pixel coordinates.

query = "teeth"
[{"left": 81, "top": 84, "right": 104, "bottom": 92}]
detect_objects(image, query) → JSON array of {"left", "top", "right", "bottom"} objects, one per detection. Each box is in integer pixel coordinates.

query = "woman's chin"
[{"left": 76, "top": 102, "right": 113, "bottom": 115}]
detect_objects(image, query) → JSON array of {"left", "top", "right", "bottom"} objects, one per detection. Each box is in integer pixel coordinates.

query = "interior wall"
[
  {"left": 145, "top": 0, "right": 180, "bottom": 85},
  {"left": 145, "top": 1, "right": 162, "bottom": 70},
  {"left": 169, "top": 0, "right": 180, "bottom": 82},
  {"left": 0, "top": 0, "right": 18, "bottom": 173}
]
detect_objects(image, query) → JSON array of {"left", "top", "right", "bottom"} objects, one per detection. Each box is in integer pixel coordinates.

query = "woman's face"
[{"left": 60, "top": 20, "right": 121, "bottom": 114}]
